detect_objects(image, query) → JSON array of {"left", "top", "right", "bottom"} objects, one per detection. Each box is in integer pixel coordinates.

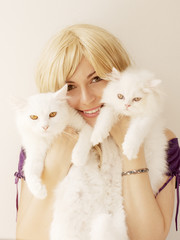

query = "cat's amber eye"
[
  {"left": 30, "top": 115, "right": 38, "bottom": 120},
  {"left": 117, "top": 94, "right": 124, "bottom": 100},
  {"left": 133, "top": 97, "right": 142, "bottom": 102},
  {"left": 49, "top": 112, "right": 57, "bottom": 118}
]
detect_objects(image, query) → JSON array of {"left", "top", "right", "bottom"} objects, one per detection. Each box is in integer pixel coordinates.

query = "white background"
[{"left": 0, "top": 0, "right": 179, "bottom": 239}]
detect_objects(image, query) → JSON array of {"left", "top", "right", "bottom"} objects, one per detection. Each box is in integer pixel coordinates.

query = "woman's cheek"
[
  {"left": 92, "top": 81, "right": 108, "bottom": 98},
  {"left": 67, "top": 93, "right": 79, "bottom": 109},
  {"left": 67, "top": 97, "right": 75, "bottom": 108}
]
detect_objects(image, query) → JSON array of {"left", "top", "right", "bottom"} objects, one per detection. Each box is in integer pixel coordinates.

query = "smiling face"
[{"left": 66, "top": 58, "right": 108, "bottom": 126}]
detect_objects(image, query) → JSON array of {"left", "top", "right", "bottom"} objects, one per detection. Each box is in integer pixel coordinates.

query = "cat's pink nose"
[
  {"left": 42, "top": 125, "right": 49, "bottom": 131},
  {"left": 125, "top": 104, "right": 131, "bottom": 109}
]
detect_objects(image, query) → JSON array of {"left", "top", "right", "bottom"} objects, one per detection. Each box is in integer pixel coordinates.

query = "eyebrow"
[
  {"left": 65, "top": 71, "right": 96, "bottom": 83},
  {"left": 87, "top": 71, "right": 96, "bottom": 78}
]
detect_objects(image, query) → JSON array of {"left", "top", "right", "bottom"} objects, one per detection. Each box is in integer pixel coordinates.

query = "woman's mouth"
[{"left": 79, "top": 105, "right": 103, "bottom": 118}]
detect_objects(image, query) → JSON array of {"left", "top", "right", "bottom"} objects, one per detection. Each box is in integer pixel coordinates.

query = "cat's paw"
[
  {"left": 71, "top": 153, "right": 87, "bottom": 167},
  {"left": 91, "top": 130, "right": 109, "bottom": 146},
  {"left": 71, "top": 144, "right": 89, "bottom": 167},
  {"left": 28, "top": 179, "right": 47, "bottom": 199},
  {"left": 122, "top": 141, "right": 139, "bottom": 160},
  {"left": 33, "top": 184, "right": 47, "bottom": 199}
]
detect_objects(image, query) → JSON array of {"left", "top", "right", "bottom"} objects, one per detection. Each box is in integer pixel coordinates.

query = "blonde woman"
[{"left": 15, "top": 24, "right": 179, "bottom": 240}]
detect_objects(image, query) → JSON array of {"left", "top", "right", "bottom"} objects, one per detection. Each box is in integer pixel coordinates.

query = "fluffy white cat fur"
[
  {"left": 91, "top": 67, "right": 168, "bottom": 193},
  {"left": 50, "top": 136, "right": 128, "bottom": 240},
  {"left": 14, "top": 85, "right": 92, "bottom": 199}
]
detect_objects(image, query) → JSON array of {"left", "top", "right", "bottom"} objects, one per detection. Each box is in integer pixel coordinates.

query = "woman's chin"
[{"left": 83, "top": 116, "right": 98, "bottom": 127}]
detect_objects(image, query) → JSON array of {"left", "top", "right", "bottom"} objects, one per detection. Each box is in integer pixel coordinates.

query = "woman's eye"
[
  {"left": 67, "top": 84, "right": 76, "bottom": 91},
  {"left": 91, "top": 76, "right": 102, "bottom": 83}
]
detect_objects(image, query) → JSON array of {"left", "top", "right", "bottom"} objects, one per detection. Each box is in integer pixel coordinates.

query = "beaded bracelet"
[{"left": 121, "top": 168, "right": 149, "bottom": 176}]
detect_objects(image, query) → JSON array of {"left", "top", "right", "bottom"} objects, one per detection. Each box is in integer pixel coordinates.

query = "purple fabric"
[
  {"left": 14, "top": 138, "right": 180, "bottom": 229},
  {"left": 166, "top": 138, "right": 180, "bottom": 231},
  {"left": 166, "top": 138, "right": 180, "bottom": 177},
  {"left": 14, "top": 147, "right": 25, "bottom": 213},
  {"left": 14, "top": 147, "right": 25, "bottom": 183},
  {"left": 155, "top": 138, "right": 180, "bottom": 230}
]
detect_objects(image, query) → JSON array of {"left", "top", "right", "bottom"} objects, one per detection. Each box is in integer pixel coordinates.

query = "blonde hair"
[{"left": 36, "top": 24, "right": 131, "bottom": 92}]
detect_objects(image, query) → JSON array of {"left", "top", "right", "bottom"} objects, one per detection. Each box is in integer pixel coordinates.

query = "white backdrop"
[{"left": 0, "top": 0, "right": 179, "bottom": 239}]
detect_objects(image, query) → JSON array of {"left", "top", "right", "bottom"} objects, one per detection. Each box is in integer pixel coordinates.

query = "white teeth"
[{"left": 84, "top": 107, "right": 100, "bottom": 114}]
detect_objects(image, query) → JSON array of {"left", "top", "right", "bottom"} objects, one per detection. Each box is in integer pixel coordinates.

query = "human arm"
[{"left": 110, "top": 117, "right": 175, "bottom": 240}]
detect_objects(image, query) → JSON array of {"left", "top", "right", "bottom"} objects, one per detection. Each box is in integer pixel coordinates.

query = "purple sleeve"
[
  {"left": 156, "top": 138, "right": 180, "bottom": 231},
  {"left": 14, "top": 147, "right": 26, "bottom": 214},
  {"left": 14, "top": 147, "right": 26, "bottom": 183},
  {"left": 167, "top": 138, "right": 180, "bottom": 231}
]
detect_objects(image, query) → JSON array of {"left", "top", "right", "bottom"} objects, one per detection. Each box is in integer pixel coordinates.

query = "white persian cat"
[
  {"left": 91, "top": 67, "right": 168, "bottom": 193},
  {"left": 14, "top": 85, "right": 92, "bottom": 199}
]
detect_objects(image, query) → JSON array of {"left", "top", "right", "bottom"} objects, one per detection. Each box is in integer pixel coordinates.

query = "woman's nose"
[{"left": 80, "top": 87, "right": 95, "bottom": 105}]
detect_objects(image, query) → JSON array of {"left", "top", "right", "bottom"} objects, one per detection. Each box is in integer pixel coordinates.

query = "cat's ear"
[
  {"left": 54, "top": 84, "right": 69, "bottom": 101},
  {"left": 111, "top": 67, "right": 121, "bottom": 75},
  {"left": 143, "top": 79, "right": 162, "bottom": 93},
  {"left": 150, "top": 79, "right": 162, "bottom": 87},
  {"left": 106, "top": 67, "right": 121, "bottom": 81},
  {"left": 10, "top": 96, "right": 27, "bottom": 111}
]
